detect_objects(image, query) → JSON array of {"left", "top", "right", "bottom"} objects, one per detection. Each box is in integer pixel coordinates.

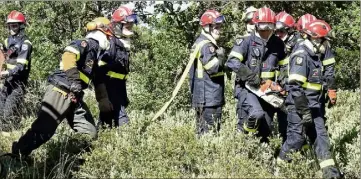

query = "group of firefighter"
[{"left": 0, "top": 4, "right": 342, "bottom": 179}]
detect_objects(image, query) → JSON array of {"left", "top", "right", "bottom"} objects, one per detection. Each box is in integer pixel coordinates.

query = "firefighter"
[
  {"left": 225, "top": 7, "right": 286, "bottom": 142},
  {"left": 274, "top": 11, "right": 298, "bottom": 143},
  {"left": 241, "top": 6, "right": 258, "bottom": 35},
  {"left": 277, "top": 20, "right": 342, "bottom": 179},
  {"left": 95, "top": 6, "right": 138, "bottom": 128},
  {"left": 293, "top": 13, "right": 317, "bottom": 49},
  {"left": 10, "top": 17, "right": 113, "bottom": 157},
  {"left": 0, "top": 10, "right": 32, "bottom": 131},
  {"left": 189, "top": 9, "right": 226, "bottom": 136},
  {"left": 296, "top": 13, "right": 337, "bottom": 129}
]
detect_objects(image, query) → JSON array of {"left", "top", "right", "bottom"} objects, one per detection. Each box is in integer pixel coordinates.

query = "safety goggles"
[
  {"left": 8, "top": 23, "right": 19, "bottom": 29},
  {"left": 257, "top": 23, "right": 275, "bottom": 30},
  {"left": 215, "top": 15, "right": 226, "bottom": 24},
  {"left": 125, "top": 14, "right": 138, "bottom": 24},
  {"left": 275, "top": 21, "right": 287, "bottom": 30}
]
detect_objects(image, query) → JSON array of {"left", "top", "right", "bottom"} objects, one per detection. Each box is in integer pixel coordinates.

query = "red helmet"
[
  {"left": 275, "top": 11, "right": 295, "bottom": 30},
  {"left": 252, "top": 7, "right": 276, "bottom": 24},
  {"left": 296, "top": 13, "right": 316, "bottom": 31},
  {"left": 7, "top": 10, "right": 26, "bottom": 24},
  {"left": 111, "top": 6, "right": 138, "bottom": 24},
  {"left": 303, "top": 20, "right": 332, "bottom": 39},
  {"left": 200, "top": 9, "right": 225, "bottom": 26}
]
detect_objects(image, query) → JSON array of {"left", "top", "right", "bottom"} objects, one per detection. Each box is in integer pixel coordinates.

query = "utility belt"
[
  {"left": 47, "top": 72, "right": 84, "bottom": 99},
  {"left": 98, "top": 60, "right": 129, "bottom": 81}
]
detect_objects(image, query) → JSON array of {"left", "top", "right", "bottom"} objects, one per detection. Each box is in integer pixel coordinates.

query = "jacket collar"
[{"left": 201, "top": 30, "right": 218, "bottom": 46}]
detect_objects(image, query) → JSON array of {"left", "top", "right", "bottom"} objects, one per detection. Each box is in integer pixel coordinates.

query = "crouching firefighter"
[
  {"left": 277, "top": 20, "right": 342, "bottom": 179},
  {"left": 95, "top": 6, "right": 138, "bottom": 128},
  {"left": 189, "top": 9, "right": 226, "bottom": 136},
  {"left": 0, "top": 10, "right": 32, "bottom": 131},
  {"left": 10, "top": 17, "right": 113, "bottom": 157},
  {"left": 225, "top": 7, "right": 286, "bottom": 142}
]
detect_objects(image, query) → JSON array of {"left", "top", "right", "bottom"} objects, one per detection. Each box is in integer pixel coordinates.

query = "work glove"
[
  {"left": 0, "top": 71, "right": 9, "bottom": 79},
  {"left": 98, "top": 98, "right": 113, "bottom": 113},
  {"left": 247, "top": 72, "right": 261, "bottom": 88},
  {"left": 216, "top": 47, "right": 226, "bottom": 67},
  {"left": 294, "top": 95, "right": 312, "bottom": 125},
  {"left": 327, "top": 89, "right": 337, "bottom": 105},
  {"left": 69, "top": 82, "right": 82, "bottom": 103},
  {"left": 302, "top": 111, "right": 312, "bottom": 125},
  {"left": 70, "top": 82, "right": 82, "bottom": 93}
]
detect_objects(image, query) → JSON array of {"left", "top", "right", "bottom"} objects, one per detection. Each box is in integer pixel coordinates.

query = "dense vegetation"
[{"left": 0, "top": 1, "right": 359, "bottom": 178}]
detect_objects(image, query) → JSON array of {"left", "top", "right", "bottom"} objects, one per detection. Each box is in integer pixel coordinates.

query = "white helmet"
[{"left": 241, "top": 6, "right": 257, "bottom": 22}]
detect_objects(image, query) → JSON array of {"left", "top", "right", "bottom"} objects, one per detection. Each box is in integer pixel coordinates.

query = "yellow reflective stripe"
[
  {"left": 4, "top": 38, "right": 7, "bottom": 47},
  {"left": 16, "top": 58, "right": 28, "bottom": 65},
  {"left": 23, "top": 40, "right": 32, "bottom": 45},
  {"left": 190, "top": 40, "right": 211, "bottom": 61},
  {"left": 106, "top": 71, "right": 128, "bottom": 80},
  {"left": 79, "top": 71, "right": 90, "bottom": 84},
  {"left": 243, "top": 123, "right": 257, "bottom": 133},
  {"left": 302, "top": 82, "right": 322, "bottom": 91},
  {"left": 203, "top": 57, "right": 219, "bottom": 70},
  {"left": 210, "top": 72, "right": 224, "bottom": 77},
  {"left": 229, "top": 51, "right": 244, "bottom": 62},
  {"left": 98, "top": 60, "right": 107, "bottom": 66},
  {"left": 191, "top": 40, "right": 211, "bottom": 79},
  {"left": 322, "top": 58, "right": 335, "bottom": 66},
  {"left": 278, "top": 57, "right": 289, "bottom": 65},
  {"left": 6, "top": 64, "right": 16, "bottom": 70},
  {"left": 52, "top": 87, "right": 68, "bottom": 96},
  {"left": 319, "top": 159, "right": 335, "bottom": 169},
  {"left": 197, "top": 59, "right": 203, "bottom": 78},
  {"left": 64, "top": 46, "right": 80, "bottom": 61},
  {"left": 261, "top": 72, "right": 275, "bottom": 78},
  {"left": 288, "top": 74, "right": 307, "bottom": 83}
]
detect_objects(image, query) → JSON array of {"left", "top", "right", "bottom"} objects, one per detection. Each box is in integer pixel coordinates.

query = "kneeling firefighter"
[{"left": 10, "top": 17, "right": 113, "bottom": 157}]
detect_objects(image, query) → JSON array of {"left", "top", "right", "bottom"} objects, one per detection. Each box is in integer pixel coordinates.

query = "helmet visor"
[
  {"left": 125, "top": 14, "right": 138, "bottom": 24},
  {"left": 215, "top": 15, "right": 226, "bottom": 24},
  {"left": 8, "top": 23, "right": 19, "bottom": 29}
]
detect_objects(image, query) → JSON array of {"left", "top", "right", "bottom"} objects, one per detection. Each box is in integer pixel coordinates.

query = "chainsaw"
[{"left": 245, "top": 81, "right": 286, "bottom": 110}]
